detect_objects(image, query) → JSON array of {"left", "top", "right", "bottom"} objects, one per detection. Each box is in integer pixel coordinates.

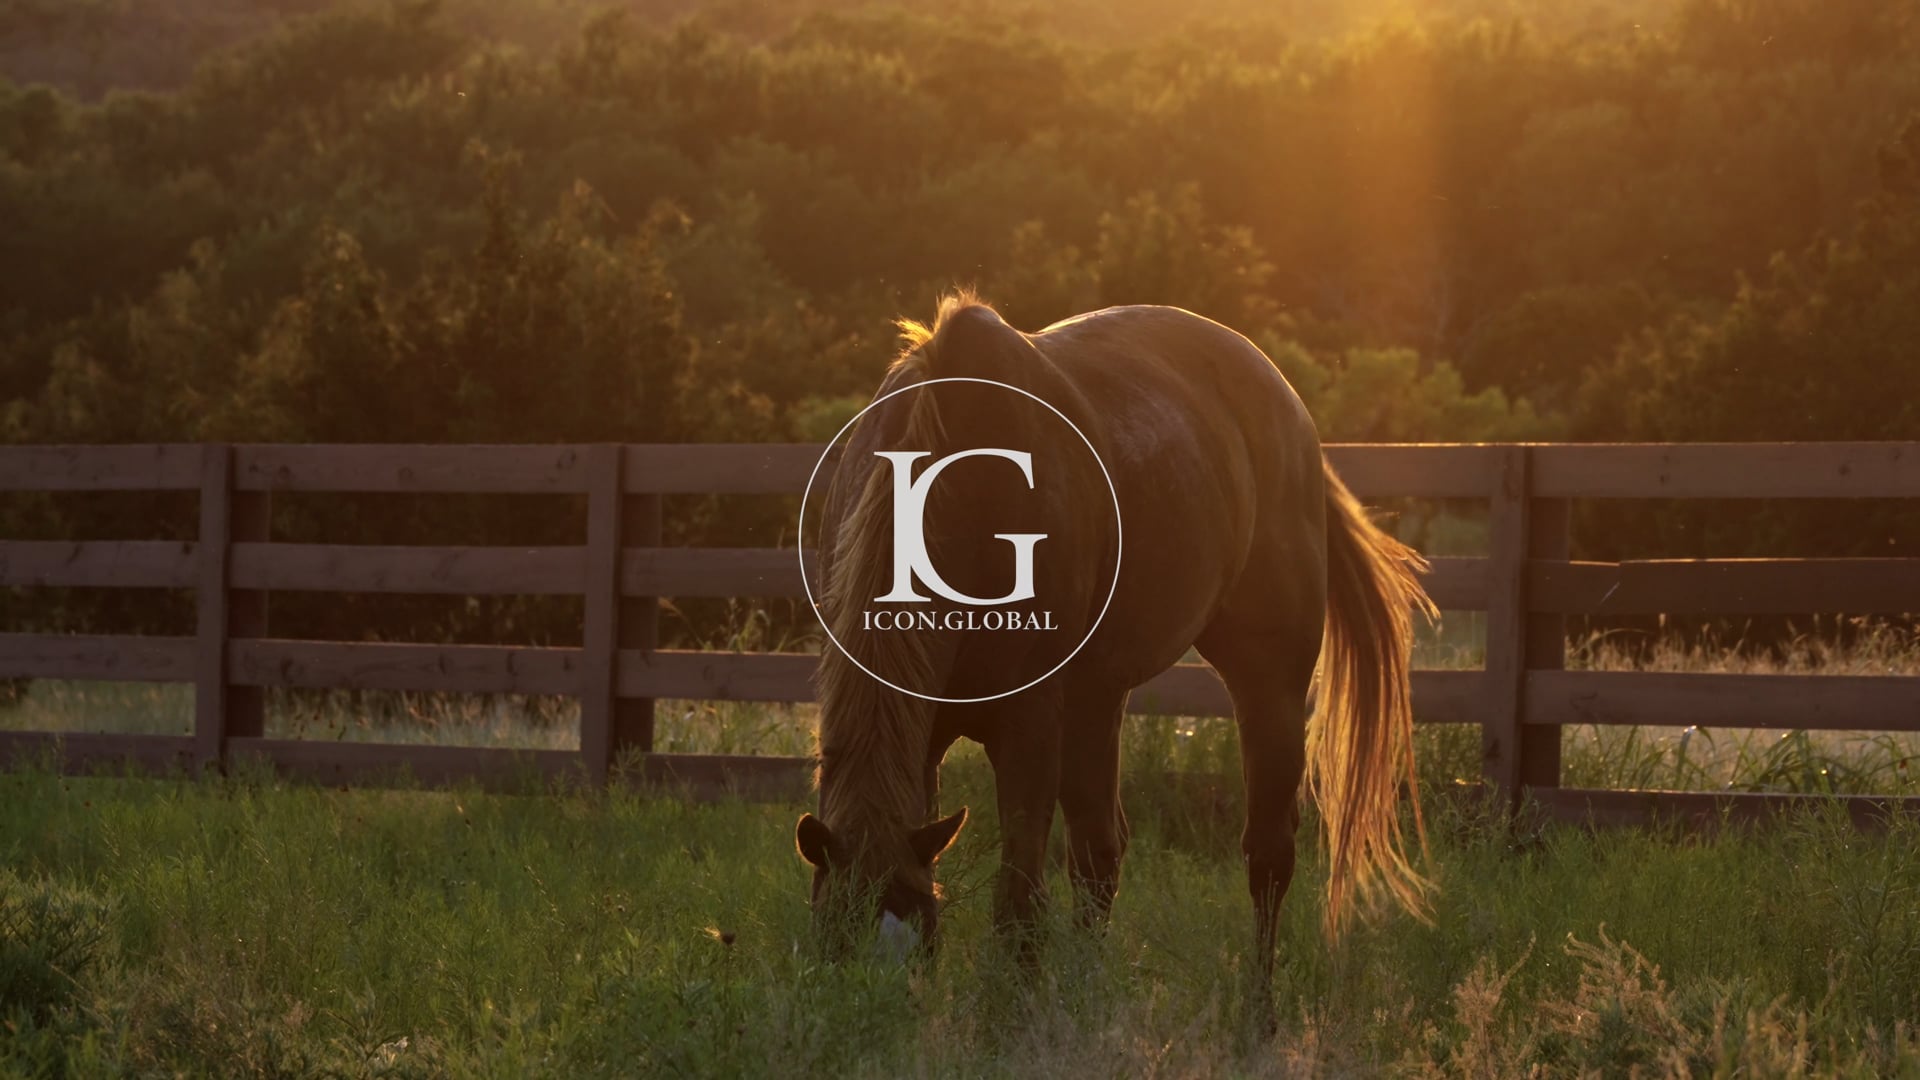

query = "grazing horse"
[{"left": 795, "top": 295, "right": 1433, "bottom": 978}]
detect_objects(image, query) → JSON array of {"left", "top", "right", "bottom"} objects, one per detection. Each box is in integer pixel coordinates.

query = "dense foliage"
[
  {"left": 3, "top": 0, "right": 1919, "bottom": 638},
  {"left": 8, "top": 0, "right": 1919, "bottom": 446}
]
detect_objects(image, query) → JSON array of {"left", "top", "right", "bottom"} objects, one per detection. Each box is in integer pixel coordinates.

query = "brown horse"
[{"left": 795, "top": 295, "right": 1433, "bottom": 977}]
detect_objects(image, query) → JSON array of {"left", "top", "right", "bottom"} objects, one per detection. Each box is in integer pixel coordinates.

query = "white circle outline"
[{"left": 797, "top": 376, "right": 1123, "bottom": 704}]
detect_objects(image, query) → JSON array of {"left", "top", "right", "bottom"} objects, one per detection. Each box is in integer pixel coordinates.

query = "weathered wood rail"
[{"left": 2, "top": 442, "right": 1918, "bottom": 822}]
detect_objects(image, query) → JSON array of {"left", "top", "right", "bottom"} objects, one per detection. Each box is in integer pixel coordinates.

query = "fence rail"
[{"left": 2, "top": 441, "right": 1918, "bottom": 824}]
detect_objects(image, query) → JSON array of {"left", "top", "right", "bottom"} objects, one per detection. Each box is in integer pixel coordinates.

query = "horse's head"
[{"left": 794, "top": 808, "right": 967, "bottom": 959}]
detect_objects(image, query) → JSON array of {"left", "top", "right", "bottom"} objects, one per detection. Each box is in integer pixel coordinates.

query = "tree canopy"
[
  {"left": 4, "top": 0, "right": 1918, "bottom": 638},
  {"left": 4, "top": 0, "right": 1918, "bottom": 452}
]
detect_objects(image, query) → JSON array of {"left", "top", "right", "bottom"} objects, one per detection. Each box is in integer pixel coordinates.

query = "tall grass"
[
  {"left": 1, "top": 765, "right": 1917, "bottom": 1076},
  {"left": 0, "top": 622, "right": 1916, "bottom": 1074}
]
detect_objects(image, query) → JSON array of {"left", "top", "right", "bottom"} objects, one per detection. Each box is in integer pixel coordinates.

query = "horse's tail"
[{"left": 1310, "top": 458, "right": 1437, "bottom": 938}]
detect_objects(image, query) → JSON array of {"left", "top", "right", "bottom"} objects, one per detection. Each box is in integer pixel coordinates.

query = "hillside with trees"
[{"left": 2, "top": 0, "right": 1917, "bottom": 637}]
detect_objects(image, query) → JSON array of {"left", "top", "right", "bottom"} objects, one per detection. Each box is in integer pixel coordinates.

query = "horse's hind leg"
[
  {"left": 1196, "top": 623, "right": 1319, "bottom": 987},
  {"left": 1057, "top": 684, "right": 1129, "bottom": 927}
]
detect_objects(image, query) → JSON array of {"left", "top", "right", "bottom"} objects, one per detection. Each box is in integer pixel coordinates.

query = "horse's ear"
[
  {"left": 909, "top": 807, "right": 968, "bottom": 867},
  {"left": 796, "top": 813, "right": 834, "bottom": 867}
]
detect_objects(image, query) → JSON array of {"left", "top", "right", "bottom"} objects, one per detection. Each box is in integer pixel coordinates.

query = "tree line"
[{"left": 2, "top": 0, "right": 1917, "bottom": 643}]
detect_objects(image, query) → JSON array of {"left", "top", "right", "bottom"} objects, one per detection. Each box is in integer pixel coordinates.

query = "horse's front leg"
[
  {"left": 922, "top": 729, "right": 961, "bottom": 820},
  {"left": 1058, "top": 685, "right": 1129, "bottom": 929},
  {"left": 983, "top": 699, "right": 1063, "bottom": 947}
]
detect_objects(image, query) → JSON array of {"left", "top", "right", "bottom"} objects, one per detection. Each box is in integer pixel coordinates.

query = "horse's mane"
[
  {"left": 815, "top": 292, "right": 985, "bottom": 860},
  {"left": 893, "top": 289, "right": 984, "bottom": 353}
]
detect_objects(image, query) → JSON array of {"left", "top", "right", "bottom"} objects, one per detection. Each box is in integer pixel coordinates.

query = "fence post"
[
  {"left": 229, "top": 481, "right": 269, "bottom": 739},
  {"left": 581, "top": 444, "right": 625, "bottom": 784},
  {"left": 1521, "top": 496, "right": 1570, "bottom": 795},
  {"left": 193, "top": 446, "right": 233, "bottom": 770},
  {"left": 614, "top": 491, "right": 662, "bottom": 760},
  {"left": 1482, "top": 444, "right": 1535, "bottom": 810},
  {"left": 193, "top": 448, "right": 268, "bottom": 770}
]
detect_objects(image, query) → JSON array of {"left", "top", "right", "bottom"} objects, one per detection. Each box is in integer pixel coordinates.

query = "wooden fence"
[{"left": 2, "top": 442, "right": 1918, "bottom": 825}]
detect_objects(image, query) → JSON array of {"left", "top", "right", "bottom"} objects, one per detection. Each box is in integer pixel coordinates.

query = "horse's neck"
[{"left": 817, "top": 672, "right": 936, "bottom": 832}]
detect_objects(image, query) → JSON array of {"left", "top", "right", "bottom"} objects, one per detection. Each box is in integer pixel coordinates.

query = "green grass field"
[
  {"left": 3, "top": 757, "right": 1919, "bottom": 1077},
  {"left": 3, "top": 624, "right": 1919, "bottom": 1076}
]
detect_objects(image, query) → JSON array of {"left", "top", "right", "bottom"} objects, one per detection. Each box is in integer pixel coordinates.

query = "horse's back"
[
  {"left": 1034, "top": 305, "right": 1319, "bottom": 462},
  {"left": 1029, "top": 305, "right": 1329, "bottom": 687}
]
